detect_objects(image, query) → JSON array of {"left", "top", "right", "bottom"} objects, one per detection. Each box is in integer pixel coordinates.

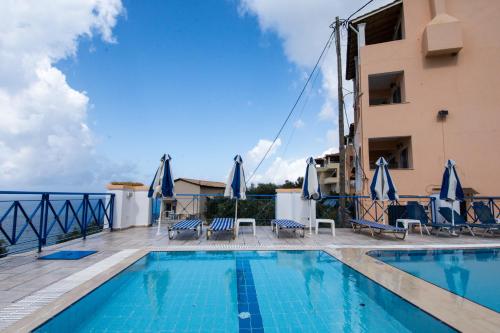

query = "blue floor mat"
[{"left": 38, "top": 250, "right": 97, "bottom": 260}]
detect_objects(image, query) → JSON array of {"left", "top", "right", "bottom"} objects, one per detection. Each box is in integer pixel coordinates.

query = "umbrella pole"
[
  {"left": 156, "top": 199, "right": 163, "bottom": 236},
  {"left": 382, "top": 201, "right": 386, "bottom": 224},
  {"left": 235, "top": 199, "right": 238, "bottom": 221},
  {"left": 451, "top": 200, "right": 457, "bottom": 236},
  {"left": 451, "top": 201, "right": 455, "bottom": 227},
  {"left": 309, "top": 200, "right": 313, "bottom": 235}
]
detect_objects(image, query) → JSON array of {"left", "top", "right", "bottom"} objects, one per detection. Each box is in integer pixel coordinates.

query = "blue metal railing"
[
  {"left": 0, "top": 191, "right": 114, "bottom": 255},
  {"left": 467, "top": 196, "right": 500, "bottom": 222},
  {"left": 332, "top": 195, "right": 438, "bottom": 225},
  {"left": 150, "top": 193, "right": 462, "bottom": 227},
  {"left": 151, "top": 193, "right": 276, "bottom": 225}
]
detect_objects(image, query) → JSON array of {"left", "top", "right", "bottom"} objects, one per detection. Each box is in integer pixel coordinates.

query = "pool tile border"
[
  {"left": 3, "top": 244, "right": 500, "bottom": 332},
  {"left": 1, "top": 249, "right": 148, "bottom": 333},
  {"left": 325, "top": 247, "right": 500, "bottom": 333}
]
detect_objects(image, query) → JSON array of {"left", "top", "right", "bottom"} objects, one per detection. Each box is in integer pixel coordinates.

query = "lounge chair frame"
[
  {"left": 207, "top": 218, "right": 235, "bottom": 240},
  {"left": 271, "top": 219, "right": 305, "bottom": 238},
  {"left": 471, "top": 202, "right": 500, "bottom": 236},
  {"left": 168, "top": 219, "right": 203, "bottom": 240},
  {"left": 350, "top": 219, "right": 407, "bottom": 240},
  {"left": 437, "top": 207, "right": 476, "bottom": 237},
  {"left": 406, "top": 202, "right": 467, "bottom": 237}
]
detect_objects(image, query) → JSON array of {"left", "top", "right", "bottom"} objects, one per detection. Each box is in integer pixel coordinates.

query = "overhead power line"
[
  {"left": 346, "top": 0, "right": 375, "bottom": 22},
  {"left": 246, "top": 30, "right": 335, "bottom": 184},
  {"left": 246, "top": 0, "right": 376, "bottom": 185}
]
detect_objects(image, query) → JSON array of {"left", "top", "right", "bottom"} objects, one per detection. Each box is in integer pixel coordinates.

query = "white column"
[{"left": 107, "top": 184, "right": 152, "bottom": 229}]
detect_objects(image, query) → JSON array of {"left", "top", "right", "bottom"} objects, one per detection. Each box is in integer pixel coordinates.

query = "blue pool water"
[
  {"left": 35, "top": 251, "right": 454, "bottom": 332},
  {"left": 369, "top": 248, "right": 500, "bottom": 313}
]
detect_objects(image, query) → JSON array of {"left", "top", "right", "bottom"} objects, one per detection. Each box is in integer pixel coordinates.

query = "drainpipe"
[
  {"left": 424, "top": 0, "right": 463, "bottom": 56},
  {"left": 349, "top": 22, "right": 367, "bottom": 196},
  {"left": 430, "top": 0, "right": 446, "bottom": 17}
]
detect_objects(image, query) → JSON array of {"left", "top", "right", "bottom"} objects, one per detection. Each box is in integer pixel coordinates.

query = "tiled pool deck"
[{"left": 1, "top": 226, "right": 500, "bottom": 332}]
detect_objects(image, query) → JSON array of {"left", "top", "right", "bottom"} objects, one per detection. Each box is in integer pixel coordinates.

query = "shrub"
[{"left": 110, "top": 181, "right": 144, "bottom": 186}]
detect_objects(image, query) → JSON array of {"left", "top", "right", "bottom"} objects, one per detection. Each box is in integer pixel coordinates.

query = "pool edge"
[
  {"left": 325, "top": 247, "right": 500, "bottom": 333},
  {"left": 5, "top": 245, "right": 500, "bottom": 333},
  {"left": 3, "top": 249, "right": 149, "bottom": 333}
]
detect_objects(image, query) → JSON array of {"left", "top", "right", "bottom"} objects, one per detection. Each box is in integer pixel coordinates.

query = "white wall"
[
  {"left": 276, "top": 190, "right": 316, "bottom": 228},
  {"left": 107, "top": 187, "right": 151, "bottom": 229}
]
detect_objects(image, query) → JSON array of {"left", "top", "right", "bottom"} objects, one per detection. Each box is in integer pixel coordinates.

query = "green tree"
[
  {"left": 247, "top": 182, "right": 277, "bottom": 195},
  {"left": 280, "top": 177, "right": 304, "bottom": 189}
]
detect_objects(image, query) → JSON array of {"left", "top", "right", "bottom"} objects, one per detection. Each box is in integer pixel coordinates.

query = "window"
[
  {"left": 368, "top": 71, "right": 405, "bottom": 106},
  {"left": 331, "top": 168, "right": 338, "bottom": 178},
  {"left": 368, "top": 136, "right": 412, "bottom": 169}
]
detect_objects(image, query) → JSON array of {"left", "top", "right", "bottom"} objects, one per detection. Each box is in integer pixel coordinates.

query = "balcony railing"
[{"left": 0, "top": 191, "right": 114, "bottom": 256}]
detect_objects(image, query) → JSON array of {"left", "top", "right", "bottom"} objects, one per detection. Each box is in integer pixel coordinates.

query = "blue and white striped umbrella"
[
  {"left": 224, "top": 155, "right": 247, "bottom": 200},
  {"left": 370, "top": 157, "right": 399, "bottom": 201},
  {"left": 302, "top": 157, "right": 321, "bottom": 235},
  {"left": 224, "top": 155, "right": 246, "bottom": 221},
  {"left": 148, "top": 154, "right": 175, "bottom": 198},
  {"left": 440, "top": 159, "right": 464, "bottom": 228},
  {"left": 302, "top": 157, "right": 321, "bottom": 200},
  {"left": 439, "top": 159, "right": 464, "bottom": 202},
  {"left": 148, "top": 154, "right": 174, "bottom": 235}
]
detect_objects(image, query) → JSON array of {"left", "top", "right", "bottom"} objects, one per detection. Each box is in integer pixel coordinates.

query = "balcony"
[
  {"left": 369, "top": 71, "right": 405, "bottom": 106},
  {"left": 324, "top": 177, "right": 339, "bottom": 185},
  {"left": 368, "top": 136, "right": 413, "bottom": 169}
]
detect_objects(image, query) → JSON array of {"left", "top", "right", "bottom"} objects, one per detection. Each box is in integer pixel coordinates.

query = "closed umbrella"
[
  {"left": 148, "top": 154, "right": 175, "bottom": 235},
  {"left": 440, "top": 159, "right": 464, "bottom": 229},
  {"left": 224, "top": 155, "right": 247, "bottom": 221},
  {"left": 302, "top": 157, "right": 321, "bottom": 235},
  {"left": 370, "top": 157, "right": 398, "bottom": 223}
]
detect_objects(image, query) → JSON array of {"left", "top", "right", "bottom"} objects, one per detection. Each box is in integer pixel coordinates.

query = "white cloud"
[
  {"left": 293, "top": 119, "right": 305, "bottom": 128},
  {"left": 321, "top": 147, "right": 338, "bottom": 156},
  {"left": 0, "top": 0, "right": 127, "bottom": 191},
  {"left": 245, "top": 138, "right": 305, "bottom": 184},
  {"left": 326, "top": 129, "right": 339, "bottom": 146},
  {"left": 318, "top": 100, "right": 334, "bottom": 120},
  {"left": 238, "top": 0, "right": 392, "bottom": 158},
  {"left": 251, "top": 156, "right": 305, "bottom": 185},
  {"left": 246, "top": 138, "right": 282, "bottom": 166}
]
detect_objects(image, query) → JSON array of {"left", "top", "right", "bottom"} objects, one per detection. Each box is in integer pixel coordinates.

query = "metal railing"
[
  {"left": 151, "top": 193, "right": 276, "bottom": 226},
  {"left": 467, "top": 196, "right": 500, "bottom": 222},
  {"left": 354, "top": 195, "right": 436, "bottom": 225},
  {"left": 151, "top": 193, "right": 500, "bottom": 230},
  {"left": 0, "top": 191, "right": 114, "bottom": 256}
]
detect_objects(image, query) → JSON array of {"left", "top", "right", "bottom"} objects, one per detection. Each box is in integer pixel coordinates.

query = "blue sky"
[
  {"left": 0, "top": 0, "right": 390, "bottom": 191},
  {"left": 57, "top": 0, "right": 329, "bottom": 185}
]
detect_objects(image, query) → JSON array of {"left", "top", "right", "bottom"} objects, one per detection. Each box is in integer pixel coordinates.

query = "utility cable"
[
  {"left": 281, "top": 36, "right": 333, "bottom": 159},
  {"left": 246, "top": 30, "right": 335, "bottom": 184}
]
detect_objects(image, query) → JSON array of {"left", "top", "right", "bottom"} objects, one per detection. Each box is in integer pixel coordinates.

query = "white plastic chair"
[{"left": 315, "top": 219, "right": 335, "bottom": 236}]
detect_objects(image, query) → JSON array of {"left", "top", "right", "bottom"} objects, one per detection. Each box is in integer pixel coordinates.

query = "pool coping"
[
  {"left": 3, "top": 244, "right": 500, "bottom": 333},
  {"left": 324, "top": 247, "right": 500, "bottom": 333}
]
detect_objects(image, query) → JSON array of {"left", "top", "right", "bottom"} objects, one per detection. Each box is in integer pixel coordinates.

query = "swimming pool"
[
  {"left": 369, "top": 248, "right": 500, "bottom": 313},
  {"left": 35, "top": 251, "right": 454, "bottom": 332}
]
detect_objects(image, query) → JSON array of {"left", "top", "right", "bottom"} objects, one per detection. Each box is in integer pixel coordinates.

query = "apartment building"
[
  {"left": 315, "top": 153, "right": 341, "bottom": 194},
  {"left": 315, "top": 149, "right": 356, "bottom": 195},
  {"left": 346, "top": 0, "right": 500, "bottom": 196}
]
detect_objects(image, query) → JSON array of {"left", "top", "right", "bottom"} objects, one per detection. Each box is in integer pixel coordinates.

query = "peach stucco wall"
[{"left": 356, "top": 0, "right": 500, "bottom": 196}]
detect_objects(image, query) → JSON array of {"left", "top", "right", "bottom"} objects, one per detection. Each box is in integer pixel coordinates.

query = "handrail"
[
  {"left": 0, "top": 190, "right": 112, "bottom": 196},
  {"left": 174, "top": 193, "right": 276, "bottom": 197},
  {"left": 0, "top": 191, "right": 115, "bottom": 256}
]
